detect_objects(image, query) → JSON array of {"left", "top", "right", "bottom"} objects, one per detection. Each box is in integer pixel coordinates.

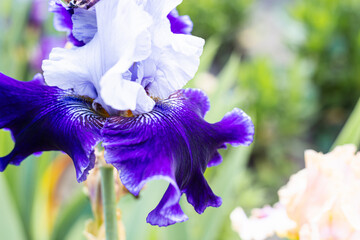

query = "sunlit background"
[{"left": 0, "top": 0, "right": 359, "bottom": 239}]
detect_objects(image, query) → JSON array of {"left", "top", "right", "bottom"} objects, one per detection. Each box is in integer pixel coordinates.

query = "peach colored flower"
[
  {"left": 279, "top": 144, "right": 360, "bottom": 240},
  {"left": 230, "top": 203, "right": 296, "bottom": 240}
]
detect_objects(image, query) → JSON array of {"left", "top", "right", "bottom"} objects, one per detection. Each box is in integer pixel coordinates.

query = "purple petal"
[
  {"left": 0, "top": 73, "right": 104, "bottom": 182},
  {"left": 49, "top": 0, "right": 72, "bottom": 32},
  {"left": 49, "top": 0, "right": 84, "bottom": 47},
  {"left": 167, "top": 9, "right": 193, "bottom": 35},
  {"left": 147, "top": 184, "right": 188, "bottom": 226},
  {"left": 102, "top": 89, "right": 254, "bottom": 226}
]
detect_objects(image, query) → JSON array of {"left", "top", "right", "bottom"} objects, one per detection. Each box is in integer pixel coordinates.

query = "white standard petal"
[
  {"left": 135, "top": 3, "right": 205, "bottom": 100},
  {"left": 42, "top": 40, "right": 101, "bottom": 99},
  {"left": 147, "top": 32, "right": 205, "bottom": 99},
  {"left": 100, "top": 61, "right": 155, "bottom": 112},
  {"left": 95, "top": 0, "right": 153, "bottom": 71},
  {"left": 72, "top": 8, "right": 97, "bottom": 44},
  {"left": 141, "top": 0, "right": 182, "bottom": 20},
  {"left": 134, "top": 30, "right": 152, "bottom": 62},
  {"left": 94, "top": 0, "right": 154, "bottom": 111},
  {"left": 44, "top": 0, "right": 155, "bottom": 113}
]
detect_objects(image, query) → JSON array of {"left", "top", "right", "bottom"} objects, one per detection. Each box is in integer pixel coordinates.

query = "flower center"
[{"left": 92, "top": 102, "right": 110, "bottom": 118}]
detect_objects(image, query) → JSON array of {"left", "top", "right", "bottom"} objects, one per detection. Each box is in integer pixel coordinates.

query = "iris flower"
[{"left": 0, "top": 0, "right": 254, "bottom": 226}]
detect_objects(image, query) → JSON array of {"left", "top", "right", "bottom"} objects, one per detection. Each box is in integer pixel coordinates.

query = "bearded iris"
[{"left": 0, "top": 0, "right": 254, "bottom": 227}]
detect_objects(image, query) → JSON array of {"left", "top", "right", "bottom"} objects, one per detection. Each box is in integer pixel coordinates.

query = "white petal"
[
  {"left": 142, "top": 0, "right": 182, "bottom": 20},
  {"left": 100, "top": 63, "right": 155, "bottom": 112},
  {"left": 44, "top": 0, "right": 202, "bottom": 113},
  {"left": 148, "top": 33, "right": 205, "bottom": 98},
  {"left": 96, "top": 0, "right": 153, "bottom": 71},
  {"left": 134, "top": 30, "right": 152, "bottom": 62},
  {"left": 45, "top": 0, "right": 155, "bottom": 112},
  {"left": 42, "top": 34, "right": 103, "bottom": 98},
  {"left": 72, "top": 8, "right": 97, "bottom": 44}
]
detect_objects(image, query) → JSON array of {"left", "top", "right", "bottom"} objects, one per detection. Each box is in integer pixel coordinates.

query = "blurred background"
[{"left": 0, "top": 0, "right": 359, "bottom": 239}]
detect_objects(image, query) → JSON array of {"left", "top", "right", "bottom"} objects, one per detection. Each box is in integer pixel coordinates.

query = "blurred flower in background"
[
  {"left": 279, "top": 145, "right": 360, "bottom": 240},
  {"left": 230, "top": 203, "right": 296, "bottom": 240},
  {"left": 29, "top": 0, "right": 48, "bottom": 27},
  {"left": 231, "top": 145, "right": 360, "bottom": 240},
  {"left": 30, "top": 36, "right": 66, "bottom": 71},
  {"left": 28, "top": 0, "right": 66, "bottom": 70}
]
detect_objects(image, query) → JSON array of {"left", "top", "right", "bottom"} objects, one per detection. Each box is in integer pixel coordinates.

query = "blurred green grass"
[{"left": 0, "top": 0, "right": 359, "bottom": 239}]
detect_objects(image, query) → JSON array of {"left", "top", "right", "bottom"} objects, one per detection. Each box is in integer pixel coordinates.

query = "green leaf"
[
  {"left": 0, "top": 130, "right": 13, "bottom": 156},
  {"left": 197, "top": 36, "right": 221, "bottom": 73},
  {"left": 199, "top": 145, "right": 253, "bottom": 240},
  {"left": 0, "top": 175, "right": 26, "bottom": 240},
  {"left": 332, "top": 98, "right": 360, "bottom": 149},
  {"left": 206, "top": 53, "right": 241, "bottom": 122},
  {"left": 51, "top": 191, "right": 92, "bottom": 240},
  {"left": 119, "top": 180, "right": 169, "bottom": 240}
]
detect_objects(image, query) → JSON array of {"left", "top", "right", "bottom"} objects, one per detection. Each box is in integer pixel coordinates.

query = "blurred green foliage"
[
  {"left": 0, "top": 0, "right": 360, "bottom": 239},
  {"left": 236, "top": 57, "right": 317, "bottom": 200},
  {"left": 178, "top": 0, "right": 254, "bottom": 65},
  {"left": 291, "top": 0, "right": 360, "bottom": 150},
  {"left": 178, "top": 0, "right": 253, "bottom": 39}
]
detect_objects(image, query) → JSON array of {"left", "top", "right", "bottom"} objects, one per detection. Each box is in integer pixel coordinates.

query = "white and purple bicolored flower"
[
  {"left": 46, "top": 0, "right": 202, "bottom": 114},
  {"left": 0, "top": 0, "right": 254, "bottom": 227}
]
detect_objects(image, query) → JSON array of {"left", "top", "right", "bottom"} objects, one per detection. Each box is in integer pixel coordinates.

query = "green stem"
[{"left": 100, "top": 166, "right": 118, "bottom": 240}]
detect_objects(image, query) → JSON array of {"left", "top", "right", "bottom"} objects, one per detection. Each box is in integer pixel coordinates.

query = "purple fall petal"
[
  {"left": 0, "top": 73, "right": 104, "bottom": 182},
  {"left": 167, "top": 9, "right": 193, "bottom": 35},
  {"left": 102, "top": 89, "right": 254, "bottom": 226},
  {"left": 0, "top": 71, "right": 254, "bottom": 225}
]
